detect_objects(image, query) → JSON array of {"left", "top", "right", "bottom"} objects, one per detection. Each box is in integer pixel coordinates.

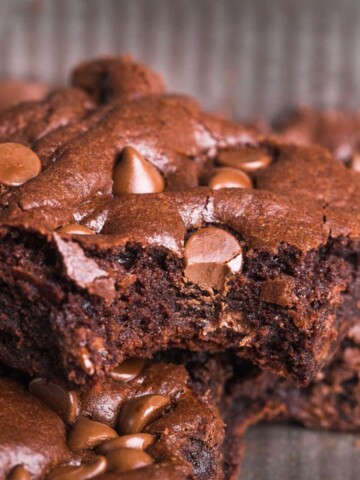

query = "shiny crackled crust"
[{"left": 0, "top": 56, "right": 360, "bottom": 387}]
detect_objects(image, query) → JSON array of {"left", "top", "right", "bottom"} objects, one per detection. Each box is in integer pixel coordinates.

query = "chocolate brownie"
[
  {"left": 0, "top": 56, "right": 360, "bottom": 387},
  {"left": 0, "top": 79, "right": 49, "bottom": 112},
  {"left": 0, "top": 354, "right": 275, "bottom": 480},
  {"left": 275, "top": 320, "right": 360, "bottom": 432},
  {"left": 226, "top": 320, "right": 360, "bottom": 433},
  {"left": 273, "top": 107, "right": 360, "bottom": 171}
]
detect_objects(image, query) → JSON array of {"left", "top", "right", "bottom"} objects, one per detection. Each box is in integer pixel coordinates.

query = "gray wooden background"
[{"left": 1, "top": 0, "right": 360, "bottom": 120}]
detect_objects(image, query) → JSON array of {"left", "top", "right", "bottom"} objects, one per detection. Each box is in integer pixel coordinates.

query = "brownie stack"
[{"left": 0, "top": 56, "right": 359, "bottom": 479}]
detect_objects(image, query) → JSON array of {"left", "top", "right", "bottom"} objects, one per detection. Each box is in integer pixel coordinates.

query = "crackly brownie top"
[
  {"left": 0, "top": 358, "right": 225, "bottom": 480},
  {"left": 273, "top": 106, "right": 360, "bottom": 171},
  {"left": 0, "top": 56, "right": 360, "bottom": 290}
]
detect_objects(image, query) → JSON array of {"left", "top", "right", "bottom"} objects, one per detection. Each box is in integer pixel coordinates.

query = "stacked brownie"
[
  {"left": 265, "top": 108, "right": 360, "bottom": 432},
  {"left": 0, "top": 56, "right": 360, "bottom": 479}
]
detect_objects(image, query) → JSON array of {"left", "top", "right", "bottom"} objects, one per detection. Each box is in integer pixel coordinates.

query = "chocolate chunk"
[
  {"left": 29, "top": 378, "right": 79, "bottom": 424},
  {"left": 118, "top": 394, "right": 171, "bottom": 434},
  {"left": 67, "top": 418, "right": 118, "bottom": 451},
  {"left": 109, "top": 359, "right": 145, "bottom": 383},
  {"left": 184, "top": 227, "right": 243, "bottom": 290},
  {"left": 217, "top": 146, "right": 272, "bottom": 172},
  {"left": 0, "top": 143, "right": 41, "bottom": 187},
  {"left": 106, "top": 447, "right": 154, "bottom": 472},
  {"left": 7, "top": 466, "right": 30, "bottom": 480},
  {"left": 207, "top": 167, "right": 252, "bottom": 189},
  {"left": 113, "top": 146, "right": 165, "bottom": 195},
  {"left": 57, "top": 224, "right": 94, "bottom": 235},
  {"left": 47, "top": 456, "right": 107, "bottom": 480},
  {"left": 97, "top": 433, "right": 154, "bottom": 454}
]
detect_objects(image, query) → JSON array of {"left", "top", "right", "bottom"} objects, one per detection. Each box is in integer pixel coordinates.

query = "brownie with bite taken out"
[{"left": 0, "top": 56, "right": 360, "bottom": 388}]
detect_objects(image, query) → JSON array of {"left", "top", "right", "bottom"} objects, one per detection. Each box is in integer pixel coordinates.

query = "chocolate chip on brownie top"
[{"left": 0, "top": 56, "right": 360, "bottom": 387}]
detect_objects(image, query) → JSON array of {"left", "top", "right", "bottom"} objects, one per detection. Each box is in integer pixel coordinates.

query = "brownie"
[
  {"left": 0, "top": 354, "right": 275, "bottom": 480},
  {"left": 273, "top": 107, "right": 360, "bottom": 171},
  {"left": 227, "top": 321, "right": 360, "bottom": 433},
  {"left": 274, "top": 319, "right": 360, "bottom": 432},
  {"left": 0, "top": 56, "right": 360, "bottom": 388}
]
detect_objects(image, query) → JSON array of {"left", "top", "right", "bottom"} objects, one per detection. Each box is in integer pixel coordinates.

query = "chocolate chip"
[
  {"left": 118, "top": 394, "right": 171, "bottom": 434},
  {"left": 0, "top": 143, "right": 41, "bottom": 187},
  {"left": 113, "top": 146, "right": 165, "bottom": 195},
  {"left": 109, "top": 359, "right": 145, "bottom": 382},
  {"left": 207, "top": 167, "right": 252, "bottom": 189},
  {"left": 29, "top": 378, "right": 79, "bottom": 424},
  {"left": 106, "top": 447, "right": 154, "bottom": 472},
  {"left": 47, "top": 455, "right": 107, "bottom": 480},
  {"left": 97, "top": 433, "right": 154, "bottom": 454},
  {"left": 217, "top": 146, "right": 272, "bottom": 172},
  {"left": 57, "top": 224, "right": 94, "bottom": 235},
  {"left": 67, "top": 418, "right": 118, "bottom": 452},
  {"left": 78, "top": 348, "right": 95, "bottom": 375},
  {"left": 7, "top": 466, "right": 30, "bottom": 480},
  {"left": 184, "top": 227, "right": 243, "bottom": 290},
  {"left": 350, "top": 151, "right": 360, "bottom": 172}
]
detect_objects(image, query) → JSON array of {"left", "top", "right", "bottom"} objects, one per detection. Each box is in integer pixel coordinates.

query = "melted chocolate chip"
[
  {"left": 184, "top": 227, "right": 243, "bottom": 290},
  {"left": 78, "top": 348, "right": 95, "bottom": 375},
  {"left": 57, "top": 224, "right": 94, "bottom": 235},
  {"left": 29, "top": 378, "right": 79, "bottom": 424},
  {"left": 217, "top": 146, "right": 272, "bottom": 172},
  {"left": 109, "top": 359, "right": 145, "bottom": 382},
  {"left": 106, "top": 447, "right": 154, "bottom": 472},
  {"left": 350, "top": 151, "right": 360, "bottom": 172},
  {"left": 67, "top": 418, "right": 118, "bottom": 452},
  {"left": 97, "top": 433, "right": 154, "bottom": 454},
  {"left": 0, "top": 143, "right": 41, "bottom": 187},
  {"left": 47, "top": 456, "right": 107, "bottom": 480},
  {"left": 208, "top": 167, "right": 252, "bottom": 189},
  {"left": 118, "top": 394, "right": 171, "bottom": 434},
  {"left": 7, "top": 466, "right": 30, "bottom": 480},
  {"left": 113, "top": 146, "right": 165, "bottom": 195}
]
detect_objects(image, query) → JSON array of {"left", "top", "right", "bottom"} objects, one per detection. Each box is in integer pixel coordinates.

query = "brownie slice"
[
  {"left": 0, "top": 56, "right": 360, "bottom": 387},
  {"left": 273, "top": 107, "right": 360, "bottom": 171},
  {"left": 228, "top": 320, "right": 360, "bottom": 433},
  {"left": 0, "top": 354, "right": 274, "bottom": 480},
  {"left": 276, "top": 319, "right": 360, "bottom": 432}
]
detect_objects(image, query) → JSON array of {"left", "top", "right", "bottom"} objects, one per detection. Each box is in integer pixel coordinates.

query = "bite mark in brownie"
[{"left": 0, "top": 56, "right": 360, "bottom": 387}]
